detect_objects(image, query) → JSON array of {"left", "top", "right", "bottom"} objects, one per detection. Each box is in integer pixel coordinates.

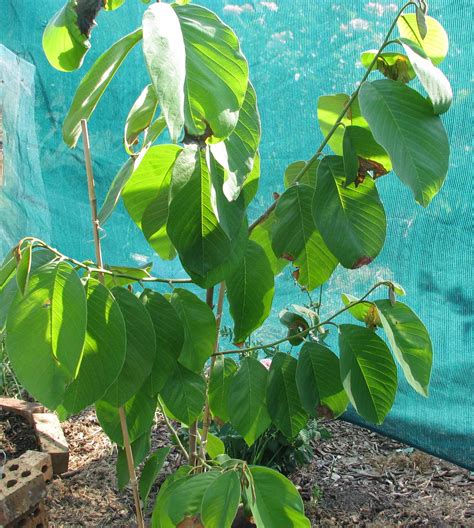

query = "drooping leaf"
[
  {"left": 142, "top": 3, "right": 185, "bottom": 142},
  {"left": 167, "top": 145, "right": 245, "bottom": 276},
  {"left": 296, "top": 342, "right": 349, "bottom": 418},
  {"left": 272, "top": 184, "right": 338, "bottom": 289},
  {"left": 124, "top": 84, "right": 159, "bottom": 154},
  {"left": 96, "top": 385, "right": 157, "bottom": 446},
  {"left": 209, "top": 82, "right": 261, "bottom": 200},
  {"left": 208, "top": 356, "right": 237, "bottom": 423},
  {"left": 266, "top": 353, "right": 308, "bottom": 439},
  {"left": 6, "top": 262, "right": 87, "bottom": 408},
  {"left": 173, "top": 3, "right": 249, "bottom": 140},
  {"left": 397, "top": 13, "right": 448, "bottom": 65},
  {"left": 312, "top": 156, "right": 386, "bottom": 269},
  {"left": 116, "top": 430, "right": 151, "bottom": 491},
  {"left": 359, "top": 80, "right": 449, "bottom": 207},
  {"left": 279, "top": 310, "right": 310, "bottom": 346},
  {"left": 139, "top": 447, "right": 170, "bottom": 505},
  {"left": 101, "top": 287, "right": 155, "bottom": 407},
  {"left": 226, "top": 240, "right": 275, "bottom": 344},
  {"left": 399, "top": 39, "right": 452, "bottom": 114},
  {"left": 228, "top": 357, "right": 271, "bottom": 446},
  {"left": 160, "top": 363, "right": 206, "bottom": 426},
  {"left": 59, "top": 279, "right": 127, "bottom": 416},
  {"left": 375, "top": 300, "right": 432, "bottom": 396},
  {"left": 249, "top": 214, "right": 287, "bottom": 276},
  {"left": 360, "top": 50, "right": 416, "bottom": 83},
  {"left": 16, "top": 243, "right": 32, "bottom": 296},
  {"left": 170, "top": 288, "right": 216, "bottom": 373},
  {"left": 201, "top": 471, "right": 241, "bottom": 528},
  {"left": 415, "top": 5, "right": 428, "bottom": 40},
  {"left": 140, "top": 289, "right": 184, "bottom": 395},
  {"left": 63, "top": 28, "right": 143, "bottom": 147},
  {"left": 246, "top": 466, "right": 310, "bottom": 527},
  {"left": 339, "top": 324, "right": 397, "bottom": 424},
  {"left": 341, "top": 293, "right": 381, "bottom": 329}
]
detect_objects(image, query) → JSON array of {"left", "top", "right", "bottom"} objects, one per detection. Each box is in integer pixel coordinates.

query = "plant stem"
[
  {"left": 81, "top": 120, "right": 144, "bottom": 528},
  {"left": 214, "top": 281, "right": 391, "bottom": 357},
  {"left": 157, "top": 398, "right": 189, "bottom": 461},
  {"left": 248, "top": 1, "right": 416, "bottom": 234}
]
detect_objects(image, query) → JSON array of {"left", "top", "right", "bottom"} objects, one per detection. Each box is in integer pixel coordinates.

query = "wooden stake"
[{"left": 81, "top": 119, "right": 145, "bottom": 528}]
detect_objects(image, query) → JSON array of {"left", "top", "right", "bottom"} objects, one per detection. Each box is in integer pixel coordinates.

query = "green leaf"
[
  {"left": 267, "top": 353, "right": 308, "bottom": 439},
  {"left": 361, "top": 50, "right": 416, "bottom": 83},
  {"left": 201, "top": 471, "right": 241, "bottom": 528},
  {"left": 208, "top": 356, "right": 237, "bottom": 422},
  {"left": 279, "top": 310, "right": 309, "bottom": 346},
  {"left": 160, "top": 364, "right": 205, "bottom": 426},
  {"left": 139, "top": 447, "right": 170, "bottom": 505},
  {"left": 358, "top": 80, "right": 449, "bottom": 207},
  {"left": 0, "top": 249, "right": 16, "bottom": 289},
  {"left": 16, "top": 244, "right": 32, "bottom": 296},
  {"left": 209, "top": 82, "right": 261, "bottom": 200},
  {"left": 63, "top": 28, "right": 143, "bottom": 147},
  {"left": 247, "top": 466, "right": 310, "bottom": 527},
  {"left": 296, "top": 343, "right": 348, "bottom": 418},
  {"left": 226, "top": 240, "right": 275, "bottom": 344},
  {"left": 117, "top": 431, "right": 151, "bottom": 491},
  {"left": 42, "top": 0, "right": 90, "bottom": 72},
  {"left": 339, "top": 324, "right": 397, "bottom": 424},
  {"left": 140, "top": 290, "right": 183, "bottom": 395},
  {"left": 284, "top": 160, "right": 319, "bottom": 189},
  {"left": 312, "top": 156, "right": 386, "bottom": 269},
  {"left": 167, "top": 145, "right": 245, "bottom": 276},
  {"left": 204, "top": 432, "right": 225, "bottom": 460},
  {"left": 249, "top": 214, "right": 287, "bottom": 276},
  {"left": 142, "top": 3, "right": 185, "bottom": 142},
  {"left": 92, "top": 263, "right": 153, "bottom": 289},
  {"left": 342, "top": 127, "right": 359, "bottom": 187},
  {"left": 228, "top": 357, "right": 271, "bottom": 446},
  {"left": 170, "top": 288, "right": 215, "bottom": 373},
  {"left": 124, "top": 84, "right": 159, "bottom": 154},
  {"left": 6, "top": 262, "right": 86, "bottom": 408},
  {"left": 241, "top": 153, "right": 261, "bottom": 207},
  {"left": 272, "top": 184, "right": 338, "bottom": 289},
  {"left": 173, "top": 3, "right": 249, "bottom": 140},
  {"left": 416, "top": 6, "right": 428, "bottom": 40},
  {"left": 105, "top": 0, "right": 126, "bottom": 10},
  {"left": 152, "top": 471, "right": 219, "bottom": 527},
  {"left": 101, "top": 287, "right": 155, "bottom": 407},
  {"left": 375, "top": 300, "right": 432, "bottom": 397},
  {"left": 96, "top": 385, "right": 157, "bottom": 446},
  {"left": 341, "top": 293, "right": 381, "bottom": 329},
  {"left": 397, "top": 14, "right": 448, "bottom": 65},
  {"left": 59, "top": 279, "right": 127, "bottom": 416},
  {"left": 399, "top": 39, "right": 452, "bottom": 114},
  {"left": 341, "top": 125, "right": 392, "bottom": 174}
]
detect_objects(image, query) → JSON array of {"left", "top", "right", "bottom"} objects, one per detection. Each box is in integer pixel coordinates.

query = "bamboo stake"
[{"left": 81, "top": 119, "right": 145, "bottom": 528}]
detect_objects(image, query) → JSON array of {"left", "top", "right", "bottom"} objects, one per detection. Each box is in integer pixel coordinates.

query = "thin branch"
[{"left": 157, "top": 399, "right": 189, "bottom": 461}]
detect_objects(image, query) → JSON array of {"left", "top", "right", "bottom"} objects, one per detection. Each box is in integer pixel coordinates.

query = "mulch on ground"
[{"left": 0, "top": 409, "right": 37, "bottom": 460}]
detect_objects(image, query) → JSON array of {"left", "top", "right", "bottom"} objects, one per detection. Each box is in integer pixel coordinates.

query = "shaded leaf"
[
  {"left": 208, "top": 356, "right": 238, "bottom": 423},
  {"left": 249, "top": 214, "right": 287, "bottom": 276},
  {"left": 139, "top": 447, "right": 170, "bottom": 505},
  {"left": 124, "top": 84, "right": 159, "bottom": 154},
  {"left": 279, "top": 310, "right": 309, "bottom": 346},
  {"left": 116, "top": 430, "right": 151, "bottom": 491},
  {"left": 201, "top": 471, "right": 241, "bottom": 528}
]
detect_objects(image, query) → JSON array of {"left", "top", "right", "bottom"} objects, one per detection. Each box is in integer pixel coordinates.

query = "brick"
[
  {"left": 5, "top": 500, "right": 49, "bottom": 528},
  {"left": 17, "top": 451, "right": 53, "bottom": 485},
  {"left": 32, "top": 413, "right": 69, "bottom": 475},
  {"left": 0, "top": 398, "right": 44, "bottom": 427},
  {"left": 0, "top": 462, "right": 46, "bottom": 525}
]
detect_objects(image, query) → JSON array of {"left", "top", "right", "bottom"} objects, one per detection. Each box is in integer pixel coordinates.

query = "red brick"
[
  {"left": 17, "top": 451, "right": 53, "bottom": 485},
  {"left": 32, "top": 413, "right": 69, "bottom": 475},
  {"left": 0, "top": 398, "right": 44, "bottom": 426}
]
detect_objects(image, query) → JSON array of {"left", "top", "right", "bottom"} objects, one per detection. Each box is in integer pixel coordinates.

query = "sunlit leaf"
[{"left": 124, "top": 84, "right": 159, "bottom": 154}]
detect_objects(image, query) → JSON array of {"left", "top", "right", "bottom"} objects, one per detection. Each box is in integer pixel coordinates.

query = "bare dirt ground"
[{"left": 3, "top": 409, "right": 473, "bottom": 527}]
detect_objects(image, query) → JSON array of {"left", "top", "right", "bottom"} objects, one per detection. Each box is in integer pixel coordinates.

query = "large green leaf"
[
  {"left": 6, "top": 263, "right": 86, "bottom": 409},
  {"left": 152, "top": 471, "right": 219, "bottom": 528},
  {"left": 246, "top": 466, "right": 310, "bottom": 527},
  {"left": 249, "top": 214, "right": 287, "bottom": 276},
  {"left": 267, "top": 353, "right": 308, "bottom": 439},
  {"left": 284, "top": 160, "right": 319, "bottom": 189},
  {"left": 359, "top": 80, "right": 449, "bottom": 207},
  {"left": 342, "top": 125, "right": 393, "bottom": 175},
  {"left": 296, "top": 343, "right": 349, "bottom": 418},
  {"left": 122, "top": 144, "right": 182, "bottom": 259},
  {"left": 273, "top": 184, "right": 338, "bottom": 289},
  {"left": 312, "top": 156, "right": 386, "bottom": 269},
  {"left": 201, "top": 471, "right": 241, "bottom": 528},
  {"left": 208, "top": 356, "right": 237, "bottom": 422},
  {"left": 228, "top": 357, "right": 271, "bottom": 446},
  {"left": 167, "top": 145, "right": 245, "bottom": 276},
  {"left": 375, "top": 300, "right": 432, "bottom": 397},
  {"left": 116, "top": 430, "right": 151, "bottom": 491},
  {"left": 139, "top": 447, "right": 170, "bottom": 506},
  {"left": 42, "top": 0, "right": 90, "bottom": 72},
  {"left": 400, "top": 39, "right": 452, "bottom": 115},
  {"left": 339, "top": 324, "right": 397, "bottom": 424},
  {"left": 63, "top": 28, "right": 143, "bottom": 147},
  {"left": 96, "top": 385, "right": 157, "bottom": 446},
  {"left": 397, "top": 14, "right": 448, "bottom": 65},
  {"left": 140, "top": 290, "right": 183, "bottom": 395},
  {"left": 142, "top": 3, "right": 185, "bottom": 142},
  {"left": 124, "top": 84, "right": 159, "bottom": 154},
  {"left": 173, "top": 3, "right": 249, "bottom": 140},
  {"left": 226, "top": 240, "right": 275, "bottom": 344},
  {"left": 160, "top": 363, "right": 206, "bottom": 426},
  {"left": 170, "top": 288, "right": 216, "bottom": 373},
  {"left": 101, "top": 287, "right": 155, "bottom": 407},
  {"left": 59, "top": 279, "right": 127, "bottom": 416},
  {"left": 210, "top": 82, "right": 261, "bottom": 200}
]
